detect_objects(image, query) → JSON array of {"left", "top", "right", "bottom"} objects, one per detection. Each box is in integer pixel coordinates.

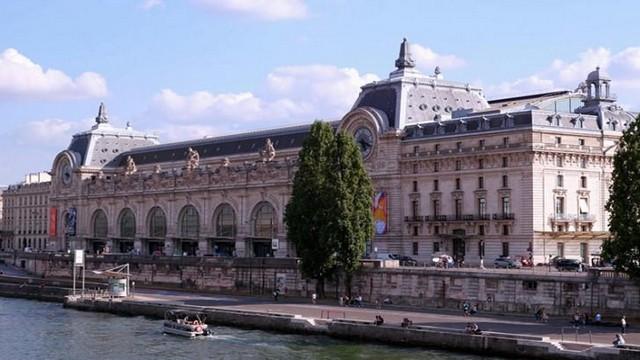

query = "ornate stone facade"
[{"left": 6, "top": 40, "right": 636, "bottom": 265}]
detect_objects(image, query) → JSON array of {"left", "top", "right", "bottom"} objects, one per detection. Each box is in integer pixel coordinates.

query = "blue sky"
[{"left": 1, "top": 0, "right": 639, "bottom": 185}]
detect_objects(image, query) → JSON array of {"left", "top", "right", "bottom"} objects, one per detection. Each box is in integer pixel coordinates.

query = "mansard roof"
[{"left": 110, "top": 121, "right": 341, "bottom": 168}]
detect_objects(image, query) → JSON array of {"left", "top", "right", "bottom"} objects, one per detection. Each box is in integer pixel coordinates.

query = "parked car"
[
  {"left": 494, "top": 256, "right": 521, "bottom": 269},
  {"left": 397, "top": 255, "right": 418, "bottom": 266},
  {"left": 432, "top": 254, "right": 454, "bottom": 268},
  {"left": 555, "top": 258, "right": 583, "bottom": 272},
  {"left": 373, "top": 252, "right": 397, "bottom": 261}
]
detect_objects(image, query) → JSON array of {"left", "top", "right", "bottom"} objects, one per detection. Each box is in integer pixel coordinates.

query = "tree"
[
  {"left": 603, "top": 116, "right": 640, "bottom": 279},
  {"left": 284, "top": 121, "right": 337, "bottom": 295},
  {"left": 327, "top": 132, "right": 374, "bottom": 295}
]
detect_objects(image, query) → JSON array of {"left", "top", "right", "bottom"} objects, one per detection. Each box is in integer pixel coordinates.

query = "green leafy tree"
[
  {"left": 603, "top": 116, "right": 640, "bottom": 278},
  {"left": 327, "top": 132, "right": 374, "bottom": 295},
  {"left": 284, "top": 121, "right": 337, "bottom": 295}
]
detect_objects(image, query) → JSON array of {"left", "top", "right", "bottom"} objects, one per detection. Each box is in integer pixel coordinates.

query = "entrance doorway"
[
  {"left": 452, "top": 229, "right": 466, "bottom": 265},
  {"left": 178, "top": 240, "right": 198, "bottom": 256},
  {"left": 253, "top": 241, "right": 273, "bottom": 257}
]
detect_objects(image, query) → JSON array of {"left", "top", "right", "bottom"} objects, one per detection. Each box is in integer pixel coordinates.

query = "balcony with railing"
[
  {"left": 549, "top": 213, "right": 595, "bottom": 223},
  {"left": 492, "top": 213, "right": 515, "bottom": 220}
]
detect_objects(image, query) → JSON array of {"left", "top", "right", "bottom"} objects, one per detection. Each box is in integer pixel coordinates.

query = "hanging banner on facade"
[
  {"left": 49, "top": 207, "right": 58, "bottom": 237},
  {"left": 65, "top": 208, "right": 77, "bottom": 236},
  {"left": 373, "top": 191, "right": 388, "bottom": 235}
]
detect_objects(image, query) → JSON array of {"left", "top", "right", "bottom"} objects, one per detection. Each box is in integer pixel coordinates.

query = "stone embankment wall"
[
  {"left": 64, "top": 297, "right": 638, "bottom": 360},
  {"left": 3, "top": 252, "right": 639, "bottom": 319}
]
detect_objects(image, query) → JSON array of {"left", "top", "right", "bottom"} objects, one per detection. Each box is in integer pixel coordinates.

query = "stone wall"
[{"left": 6, "top": 252, "right": 639, "bottom": 320}]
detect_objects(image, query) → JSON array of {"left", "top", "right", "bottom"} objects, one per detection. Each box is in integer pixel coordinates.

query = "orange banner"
[{"left": 49, "top": 207, "right": 57, "bottom": 237}]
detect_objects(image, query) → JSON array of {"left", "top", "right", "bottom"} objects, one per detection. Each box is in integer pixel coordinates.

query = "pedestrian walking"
[
  {"left": 621, "top": 315, "right": 627, "bottom": 334},
  {"left": 311, "top": 292, "right": 317, "bottom": 305}
]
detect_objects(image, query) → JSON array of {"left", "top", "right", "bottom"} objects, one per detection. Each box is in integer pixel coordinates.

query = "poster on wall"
[
  {"left": 275, "top": 273, "right": 287, "bottom": 294},
  {"left": 372, "top": 191, "right": 388, "bottom": 235},
  {"left": 49, "top": 207, "right": 57, "bottom": 237},
  {"left": 65, "top": 208, "right": 77, "bottom": 236}
]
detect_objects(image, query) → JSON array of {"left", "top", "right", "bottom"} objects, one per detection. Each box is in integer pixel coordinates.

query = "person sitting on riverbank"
[
  {"left": 465, "top": 322, "right": 482, "bottom": 335},
  {"left": 613, "top": 334, "right": 625, "bottom": 347},
  {"left": 401, "top": 318, "right": 413, "bottom": 328},
  {"left": 374, "top": 315, "right": 384, "bottom": 326}
]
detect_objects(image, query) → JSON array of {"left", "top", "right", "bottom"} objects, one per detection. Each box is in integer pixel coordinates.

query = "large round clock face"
[
  {"left": 354, "top": 126, "right": 374, "bottom": 159},
  {"left": 61, "top": 163, "right": 72, "bottom": 185}
]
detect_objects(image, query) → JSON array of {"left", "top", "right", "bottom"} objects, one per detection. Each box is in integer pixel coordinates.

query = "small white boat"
[{"left": 163, "top": 310, "right": 212, "bottom": 337}]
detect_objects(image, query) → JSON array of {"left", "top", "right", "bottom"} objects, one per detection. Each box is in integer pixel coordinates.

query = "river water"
[{"left": 0, "top": 297, "right": 504, "bottom": 360}]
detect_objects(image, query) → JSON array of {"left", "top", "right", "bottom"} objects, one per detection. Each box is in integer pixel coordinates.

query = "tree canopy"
[
  {"left": 285, "top": 121, "right": 374, "bottom": 294},
  {"left": 603, "top": 116, "right": 640, "bottom": 278}
]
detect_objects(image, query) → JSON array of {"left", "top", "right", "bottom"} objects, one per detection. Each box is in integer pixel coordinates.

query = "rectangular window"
[
  {"left": 413, "top": 180, "right": 418, "bottom": 192},
  {"left": 413, "top": 163, "right": 418, "bottom": 174},
  {"left": 433, "top": 179, "right": 439, "bottom": 191},
  {"left": 581, "top": 158, "right": 587, "bottom": 169},
  {"left": 502, "top": 175, "right": 509, "bottom": 188},
  {"left": 434, "top": 225, "right": 440, "bottom": 235},
  {"left": 479, "top": 139, "right": 485, "bottom": 148},
  {"left": 580, "top": 176, "right": 587, "bottom": 188},
  {"left": 502, "top": 157, "right": 508, "bottom": 167},
  {"left": 579, "top": 198, "right": 589, "bottom": 215},
  {"left": 555, "top": 136, "right": 562, "bottom": 145},
  {"left": 413, "top": 226, "right": 419, "bottom": 236},
  {"left": 557, "top": 242, "right": 565, "bottom": 258},
  {"left": 433, "top": 241, "right": 440, "bottom": 252},
  {"left": 502, "top": 196, "right": 511, "bottom": 214},
  {"left": 478, "top": 176, "right": 484, "bottom": 189},
  {"left": 502, "top": 225, "right": 509, "bottom": 235},
  {"left": 478, "top": 198, "right": 487, "bottom": 216},
  {"left": 433, "top": 200, "right": 440, "bottom": 217},
  {"left": 478, "top": 159, "right": 484, "bottom": 169},
  {"left": 412, "top": 200, "right": 419, "bottom": 217},
  {"left": 502, "top": 242, "right": 509, "bottom": 257},
  {"left": 413, "top": 145, "right": 420, "bottom": 154},
  {"left": 557, "top": 175, "right": 564, "bottom": 187},
  {"left": 478, "top": 225, "right": 485, "bottom": 236},
  {"left": 434, "top": 144, "right": 440, "bottom": 152},
  {"left": 456, "top": 142, "right": 462, "bottom": 151},
  {"left": 455, "top": 160, "right": 462, "bottom": 171},
  {"left": 555, "top": 197, "right": 564, "bottom": 216},
  {"left": 413, "top": 241, "right": 419, "bottom": 255},
  {"left": 455, "top": 178, "right": 461, "bottom": 190},
  {"left": 556, "top": 156, "right": 563, "bottom": 167},
  {"left": 503, "top": 137, "right": 509, "bottom": 146},
  {"left": 578, "top": 138, "right": 585, "bottom": 146},
  {"left": 523, "top": 280, "right": 538, "bottom": 290},
  {"left": 455, "top": 199, "right": 463, "bottom": 219},
  {"left": 434, "top": 162, "right": 439, "bottom": 172}
]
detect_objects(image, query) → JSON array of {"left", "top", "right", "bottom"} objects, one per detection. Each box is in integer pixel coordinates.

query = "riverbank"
[{"left": 62, "top": 292, "right": 639, "bottom": 360}]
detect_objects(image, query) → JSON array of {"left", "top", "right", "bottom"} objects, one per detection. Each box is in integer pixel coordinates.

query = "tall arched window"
[
  {"left": 148, "top": 207, "right": 166, "bottom": 238},
  {"left": 214, "top": 204, "right": 236, "bottom": 238},
  {"left": 93, "top": 210, "right": 108, "bottom": 238},
  {"left": 179, "top": 205, "right": 199, "bottom": 238},
  {"left": 119, "top": 208, "right": 136, "bottom": 238},
  {"left": 253, "top": 202, "right": 275, "bottom": 238}
]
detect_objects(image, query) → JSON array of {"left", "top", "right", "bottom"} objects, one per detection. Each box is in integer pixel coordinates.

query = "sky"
[{"left": 1, "top": 0, "right": 639, "bottom": 185}]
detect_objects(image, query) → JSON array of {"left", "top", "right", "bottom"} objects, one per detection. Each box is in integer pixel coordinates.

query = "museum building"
[{"left": 7, "top": 39, "right": 636, "bottom": 265}]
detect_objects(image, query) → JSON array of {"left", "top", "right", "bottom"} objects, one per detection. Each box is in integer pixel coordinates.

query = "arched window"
[
  {"left": 179, "top": 205, "right": 199, "bottom": 238},
  {"left": 148, "top": 207, "right": 166, "bottom": 238},
  {"left": 215, "top": 204, "right": 236, "bottom": 238},
  {"left": 93, "top": 210, "right": 108, "bottom": 238},
  {"left": 119, "top": 208, "right": 136, "bottom": 238},
  {"left": 253, "top": 202, "right": 276, "bottom": 238}
]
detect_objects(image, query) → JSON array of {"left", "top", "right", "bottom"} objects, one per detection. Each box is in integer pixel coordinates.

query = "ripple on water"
[{"left": 0, "top": 297, "right": 504, "bottom": 360}]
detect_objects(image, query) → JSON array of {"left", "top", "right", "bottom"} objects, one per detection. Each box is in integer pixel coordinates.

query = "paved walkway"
[{"left": 131, "top": 288, "right": 637, "bottom": 346}]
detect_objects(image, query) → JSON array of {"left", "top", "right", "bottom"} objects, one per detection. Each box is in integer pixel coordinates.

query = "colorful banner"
[
  {"left": 65, "top": 208, "right": 77, "bottom": 236},
  {"left": 373, "top": 192, "right": 388, "bottom": 235},
  {"left": 49, "top": 207, "right": 57, "bottom": 237}
]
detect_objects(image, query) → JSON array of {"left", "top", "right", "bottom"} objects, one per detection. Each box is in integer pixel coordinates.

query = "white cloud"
[
  {"left": 485, "top": 46, "right": 640, "bottom": 109},
  {"left": 0, "top": 48, "right": 108, "bottom": 100},
  {"left": 411, "top": 44, "right": 466, "bottom": 71},
  {"left": 16, "top": 118, "right": 91, "bottom": 148},
  {"left": 192, "top": 0, "right": 307, "bottom": 21},
  {"left": 141, "top": 0, "right": 164, "bottom": 10},
  {"left": 149, "top": 64, "right": 378, "bottom": 140}
]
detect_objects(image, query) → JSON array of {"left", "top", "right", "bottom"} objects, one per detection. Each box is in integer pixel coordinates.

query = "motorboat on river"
[{"left": 163, "top": 310, "right": 212, "bottom": 337}]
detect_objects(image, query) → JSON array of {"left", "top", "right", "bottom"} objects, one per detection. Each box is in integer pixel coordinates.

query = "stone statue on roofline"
[
  {"left": 186, "top": 147, "right": 200, "bottom": 171},
  {"left": 153, "top": 164, "right": 162, "bottom": 174},
  {"left": 260, "top": 138, "right": 276, "bottom": 162},
  {"left": 222, "top": 157, "right": 231, "bottom": 167},
  {"left": 124, "top": 156, "right": 137, "bottom": 175}
]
